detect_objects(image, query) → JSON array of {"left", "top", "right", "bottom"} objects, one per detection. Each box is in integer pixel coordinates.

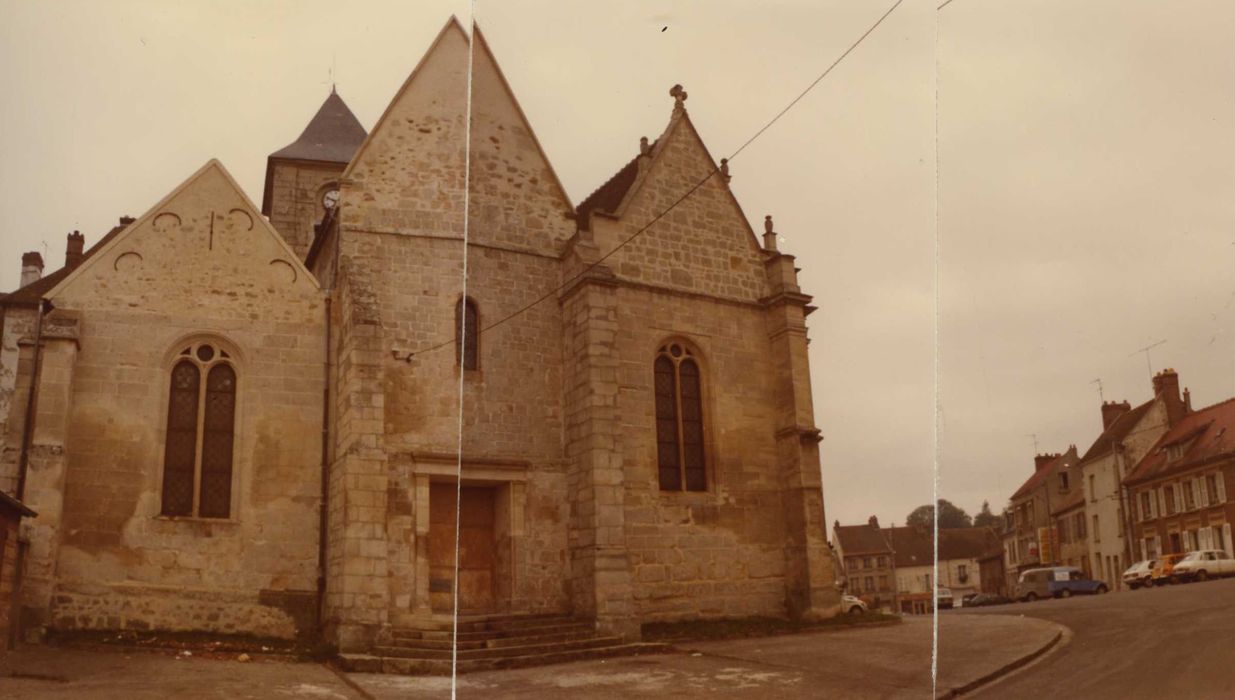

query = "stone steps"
[
  {"left": 373, "top": 635, "right": 622, "bottom": 661},
  {"left": 342, "top": 613, "right": 670, "bottom": 675},
  {"left": 393, "top": 621, "right": 593, "bottom": 642},
  {"left": 339, "top": 642, "right": 671, "bottom": 676},
  {"left": 384, "top": 628, "right": 599, "bottom": 651}
]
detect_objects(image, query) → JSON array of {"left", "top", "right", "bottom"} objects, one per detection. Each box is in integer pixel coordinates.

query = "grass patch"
[{"left": 642, "top": 612, "right": 900, "bottom": 643}]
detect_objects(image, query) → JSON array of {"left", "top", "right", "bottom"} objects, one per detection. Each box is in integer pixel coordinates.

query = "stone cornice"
[{"left": 776, "top": 425, "right": 824, "bottom": 444}]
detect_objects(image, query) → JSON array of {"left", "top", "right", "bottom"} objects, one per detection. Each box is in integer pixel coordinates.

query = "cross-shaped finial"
[
  {"left": 670, "top": 84, "right": 688, "bottom": 111},
  {"left": 640, "top": 136, "right": 651, "bottom": 156}
]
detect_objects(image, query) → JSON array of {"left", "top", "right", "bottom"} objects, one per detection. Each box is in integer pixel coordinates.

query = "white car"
[
  {"left": 842, "top": 594, "right": 868, "bottom": 615},
  {"left": 1122, "top": 559, "right": 1156, "bottom": 589},
  {"left": 1173, "top": 550, "right": 1235, "bottom": 582},
  {"left": 937, "top": 587, "right": 954, "bottom": 610}
]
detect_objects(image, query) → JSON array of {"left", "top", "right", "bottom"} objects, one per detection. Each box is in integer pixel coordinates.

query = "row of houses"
[
  {"left": 992, "top": 368, "right": 1235, "bottom": 594},
  {"left": 832, "top": 516, "right": 997, "bottom": 614}
]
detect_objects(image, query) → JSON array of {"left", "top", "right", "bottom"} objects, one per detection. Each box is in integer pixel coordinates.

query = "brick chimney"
[
  {"left": 1101, "top": 400, "right": 1131, "bottom": 429},
  {"left": 868, "top": 515, "right": 880, "bottom": 528},
  {"left": 1034, "top": 453, "right": 1059, "bottom": 471},
  {"left": 65, "top": 230, "right": 85, "bottom": 269},
  {"left": 20, "top": 251, "right": 43, "bottom": 288},
  {"left": 1153, "top": 368, "right": 1185, "bottom": 426},
  {"left": 1183, "top": 388, "right": 1192, "bottom": 413}
]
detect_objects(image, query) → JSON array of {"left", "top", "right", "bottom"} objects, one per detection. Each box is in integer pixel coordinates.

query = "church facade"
[{"left": 0, "top": 19, "right": 837, "bottom": 653}]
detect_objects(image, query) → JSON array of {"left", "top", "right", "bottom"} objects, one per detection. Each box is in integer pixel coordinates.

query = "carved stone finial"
[
  {"left": 763, "top": 215, "right": 778, "bottom": 252},
  {"left": 719, "top": 158, "right": 730, "bottom": 181},
  {"left": 640, "top": 136, "right": 651, "bottom": 156},
  {"left": 670, "top": 83, "right": 688, "bottom": 111}
]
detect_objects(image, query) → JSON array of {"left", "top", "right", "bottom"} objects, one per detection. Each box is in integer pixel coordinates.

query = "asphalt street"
[{"left": 958, "top": 576, "right": 1235, "bottom": 699}]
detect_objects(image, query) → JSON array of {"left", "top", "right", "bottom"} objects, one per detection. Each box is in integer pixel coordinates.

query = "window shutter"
[
  {"left": 1153, "top": 535, "right": 1161, "bottom": 558},
  {"left": 1158, "top": 488, "right": 1166, "bottom": 517},
  {"left": 1201, "top": 527, "right": 1213, "bottom": 551},
  {"left": 1173, "top": 484, "right": 1182, "bottom": 513},
  {"left": 1199, "top": 477, "right": 1210, "bottom": 508},
  {"left": 1218, "top": 472, "right": 1227, "bottom": 504},
  {"left": 1224, "top": 524, "right": 1234, "bottom": 558}
]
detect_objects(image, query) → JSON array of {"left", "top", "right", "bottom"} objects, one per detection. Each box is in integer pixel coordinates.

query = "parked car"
[
  {"left": 1173, "top": 550, "right": 1235, "bottom": 582},
  {"left": 1122, "top": 559, "right": 1156, "bottom": 589},
  {"left": 960, "top": 592, "right": 979, "bottom": 607},
  {"left": 1017, "top": 566, "right": 1108, "bottom": 600},
  {"left": 842, "top": 594, "right": 868, "bottom": 615},
  {"left": 965, "top": 593, "right": 1013, "bottom": 607},
  {"left": 937, "top": 587, "right": 954, "bottom": 609},
  {"left": 1152, "top": 553, "right": 1189, "bottom": 585}
]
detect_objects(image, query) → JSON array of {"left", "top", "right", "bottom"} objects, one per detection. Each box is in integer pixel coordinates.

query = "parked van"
[{"left": 1016, "top": 566, "right": 1108, "bottom": 601}]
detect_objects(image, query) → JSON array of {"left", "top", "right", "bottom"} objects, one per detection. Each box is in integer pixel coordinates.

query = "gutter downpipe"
[
  {"left": 15, "top": 299, "right": 49, "bottom": 501},
  {"left": 316, "top": 210, "right": 342, "bottom": 640}
]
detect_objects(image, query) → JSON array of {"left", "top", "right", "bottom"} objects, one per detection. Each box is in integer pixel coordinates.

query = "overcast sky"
[{"left": 1, "top": 1, "right": 1230, "bottom": 531}]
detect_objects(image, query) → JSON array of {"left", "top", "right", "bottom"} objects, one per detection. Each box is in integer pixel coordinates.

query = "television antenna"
[
  {"left": 1129, "top": 339, "right": 1167, "bottom": 379},
  {"left": 1091, "top": 378, "right": 1104, "bottom": 403}
]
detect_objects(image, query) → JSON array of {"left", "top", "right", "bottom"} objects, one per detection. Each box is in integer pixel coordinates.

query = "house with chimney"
[
  {"left": 832, "top": 517, "right": 896, "bottom": 612},
  {"left": 1125, "top": 378, "right": 1233, "bottom": 563},
  {"left": 1001, "top": 447, "right": 1078, "bottom": 593},
  {"left": 1071, "top": 370, "right": 1183, "bottom": 587}
]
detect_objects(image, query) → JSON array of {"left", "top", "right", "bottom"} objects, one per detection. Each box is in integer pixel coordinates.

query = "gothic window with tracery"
[
  {"left": 457, "top": 298, "right": 479, "bottom": 371},
  {"left": 654, "top": 342, "right": 706, "bottom": 491},
  {"left": 160, "top": 341, "right": 237, "bottom": 518}
]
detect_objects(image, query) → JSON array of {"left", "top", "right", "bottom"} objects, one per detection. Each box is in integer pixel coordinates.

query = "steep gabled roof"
[
  {"left": 1011, "top": 448, "right": 1077, "bottom": 502},
  {"left": 46, "top": 159, "right": 318, "bottom": 301},
  {"left": 938, "top": 527, "right": 1001, "bottom": 561},
  {"left": 1050, "top": 487, "right": 1085, "bottom": 516},
  {"left": 1125, "top": 397, "right": 1235, "bottom": 485},
  {"left": 1080, "top": 399, "right": 1155, "bottom": 463},
  {"left": 888, "top": 527, "right": 933, "bottom": 568},
  {"left": 833, "top": 522, "right": 892, "bottom": 556},
  {"left": 574, "top": 142, "right": 655, "bottom": 230},
  {"left": 269, "top": 89, "right": 367, "bottom": 164},
  {"left": 0, "top": 222, "right": 129, "bottom": 307}
]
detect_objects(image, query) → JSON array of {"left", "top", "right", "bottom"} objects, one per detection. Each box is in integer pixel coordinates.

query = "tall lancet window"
[
  {"left": 654, "top": 342, "right": 706, "bottom": 491},
  {"left": 160, "top": 341, "right": 237, "bottom": 518},
  {"left": 457, "top": 297, "right": 479, "bottom": 371}
]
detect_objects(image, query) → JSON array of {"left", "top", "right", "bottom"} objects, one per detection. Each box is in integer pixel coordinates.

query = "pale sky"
[{"left": 1, "top": 1, "right": 1230, "bottom": 531}]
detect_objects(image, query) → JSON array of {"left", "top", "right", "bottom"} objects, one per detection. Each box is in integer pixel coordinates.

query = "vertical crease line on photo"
[
  {"left": 452, "top": 8, "right": 478, "bottom": 699},
  {"left": 932, "top": 0, "right": 942, "bottom": 695}
]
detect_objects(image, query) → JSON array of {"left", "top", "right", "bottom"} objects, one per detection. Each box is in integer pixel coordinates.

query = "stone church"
[{"left": 0, "top": 19, "right": 837, "bottom": 656}]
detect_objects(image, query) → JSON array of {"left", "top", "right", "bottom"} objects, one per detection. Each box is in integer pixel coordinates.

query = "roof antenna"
[
  {"left": 1129, "top": 339, "right": 1167, "bottom": 379},
  {"left": 1028, "top": 433, "right": 1039, "bottom": 454},
  {"left": 1091, "top": 378, "right": 1104, "bottom": 403}
]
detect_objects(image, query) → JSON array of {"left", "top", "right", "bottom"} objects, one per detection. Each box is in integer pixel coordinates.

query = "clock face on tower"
[{"left": 322, "top": 189, "right": 340, "bottom": 210}]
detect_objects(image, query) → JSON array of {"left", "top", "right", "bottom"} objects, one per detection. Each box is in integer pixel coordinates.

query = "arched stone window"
[
  {"left": 161, "top": 340, "right": 237, "bottom": 518},
  {"left": 654, "top": 341, "right": 706, "bottom": 491},
  {"left": 456, "top": 297, "right": 479, "bottom": 371}
]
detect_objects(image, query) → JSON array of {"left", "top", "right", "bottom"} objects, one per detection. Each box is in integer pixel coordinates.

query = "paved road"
[{"left": 958, "top": 576, "right": 1235, "bottom": 699}]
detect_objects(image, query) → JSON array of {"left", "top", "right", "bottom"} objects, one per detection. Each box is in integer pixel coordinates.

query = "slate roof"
[
  {"left": 1080, "top": 399, "right": 1154, "bottom": 463},
  {"left": 1125, "top": 397, "right": 1235, "bottom": 485},
  {"left": 1050, "top": 487, "right": 1085, "bottom": 516},
  {"left": 269, "top": 89, "right": 367, "bottom": 164},
  {"left": 887, "top": 526, "right": 1000, "bottom": 567},
  {"left": 833, "top": 522, "right": 891, "bottom": 556},
  {"left": 1, "top": 222, "right": 129, "bottom": 306},
  {"left": 574, "top": 140, "right": 656, "bottom": 230}
]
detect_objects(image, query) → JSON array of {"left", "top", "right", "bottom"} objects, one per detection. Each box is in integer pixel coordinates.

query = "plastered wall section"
[{"left": 38, "top": 163, "right": 326, "bottom": 640}]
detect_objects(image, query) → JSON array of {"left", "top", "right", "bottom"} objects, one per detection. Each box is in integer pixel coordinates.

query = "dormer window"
[
  {"left": 1059, "top": 472, "right": 1069, "bottom": 491},
  {"left": 1167, "top": 443, "right": 1184, "bottom": 461}
]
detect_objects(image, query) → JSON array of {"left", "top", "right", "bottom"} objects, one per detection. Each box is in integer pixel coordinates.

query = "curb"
[{"left": 935, "top": 623, "right": 1068, "bottom": 699}]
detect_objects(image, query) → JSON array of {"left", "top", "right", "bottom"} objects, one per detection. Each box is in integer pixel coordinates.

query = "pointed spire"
[{"left": 270, "top": 90, "right": 367, "bottom": 164}]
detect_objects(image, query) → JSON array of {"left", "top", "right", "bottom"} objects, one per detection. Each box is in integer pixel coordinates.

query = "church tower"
[{"left": 261, "top": 88, "right": 367, "bottom": 259}]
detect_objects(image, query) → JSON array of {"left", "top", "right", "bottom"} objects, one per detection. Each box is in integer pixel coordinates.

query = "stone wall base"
[{"left": 43, "top": 581, "right": 307, "bottom": 640}]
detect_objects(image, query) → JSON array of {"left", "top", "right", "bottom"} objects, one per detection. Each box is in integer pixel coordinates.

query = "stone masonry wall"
[
  {"left": 267, "top": 160, "right": 347, "bottom": 261},
  {"left": 36, "top": 162, "right": 326, "bottom": 640}
]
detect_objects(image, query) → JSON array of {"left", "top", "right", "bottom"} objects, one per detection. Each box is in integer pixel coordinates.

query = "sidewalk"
[{"left": 0, "top": 614, "right": 1062, "bottom": 699}]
